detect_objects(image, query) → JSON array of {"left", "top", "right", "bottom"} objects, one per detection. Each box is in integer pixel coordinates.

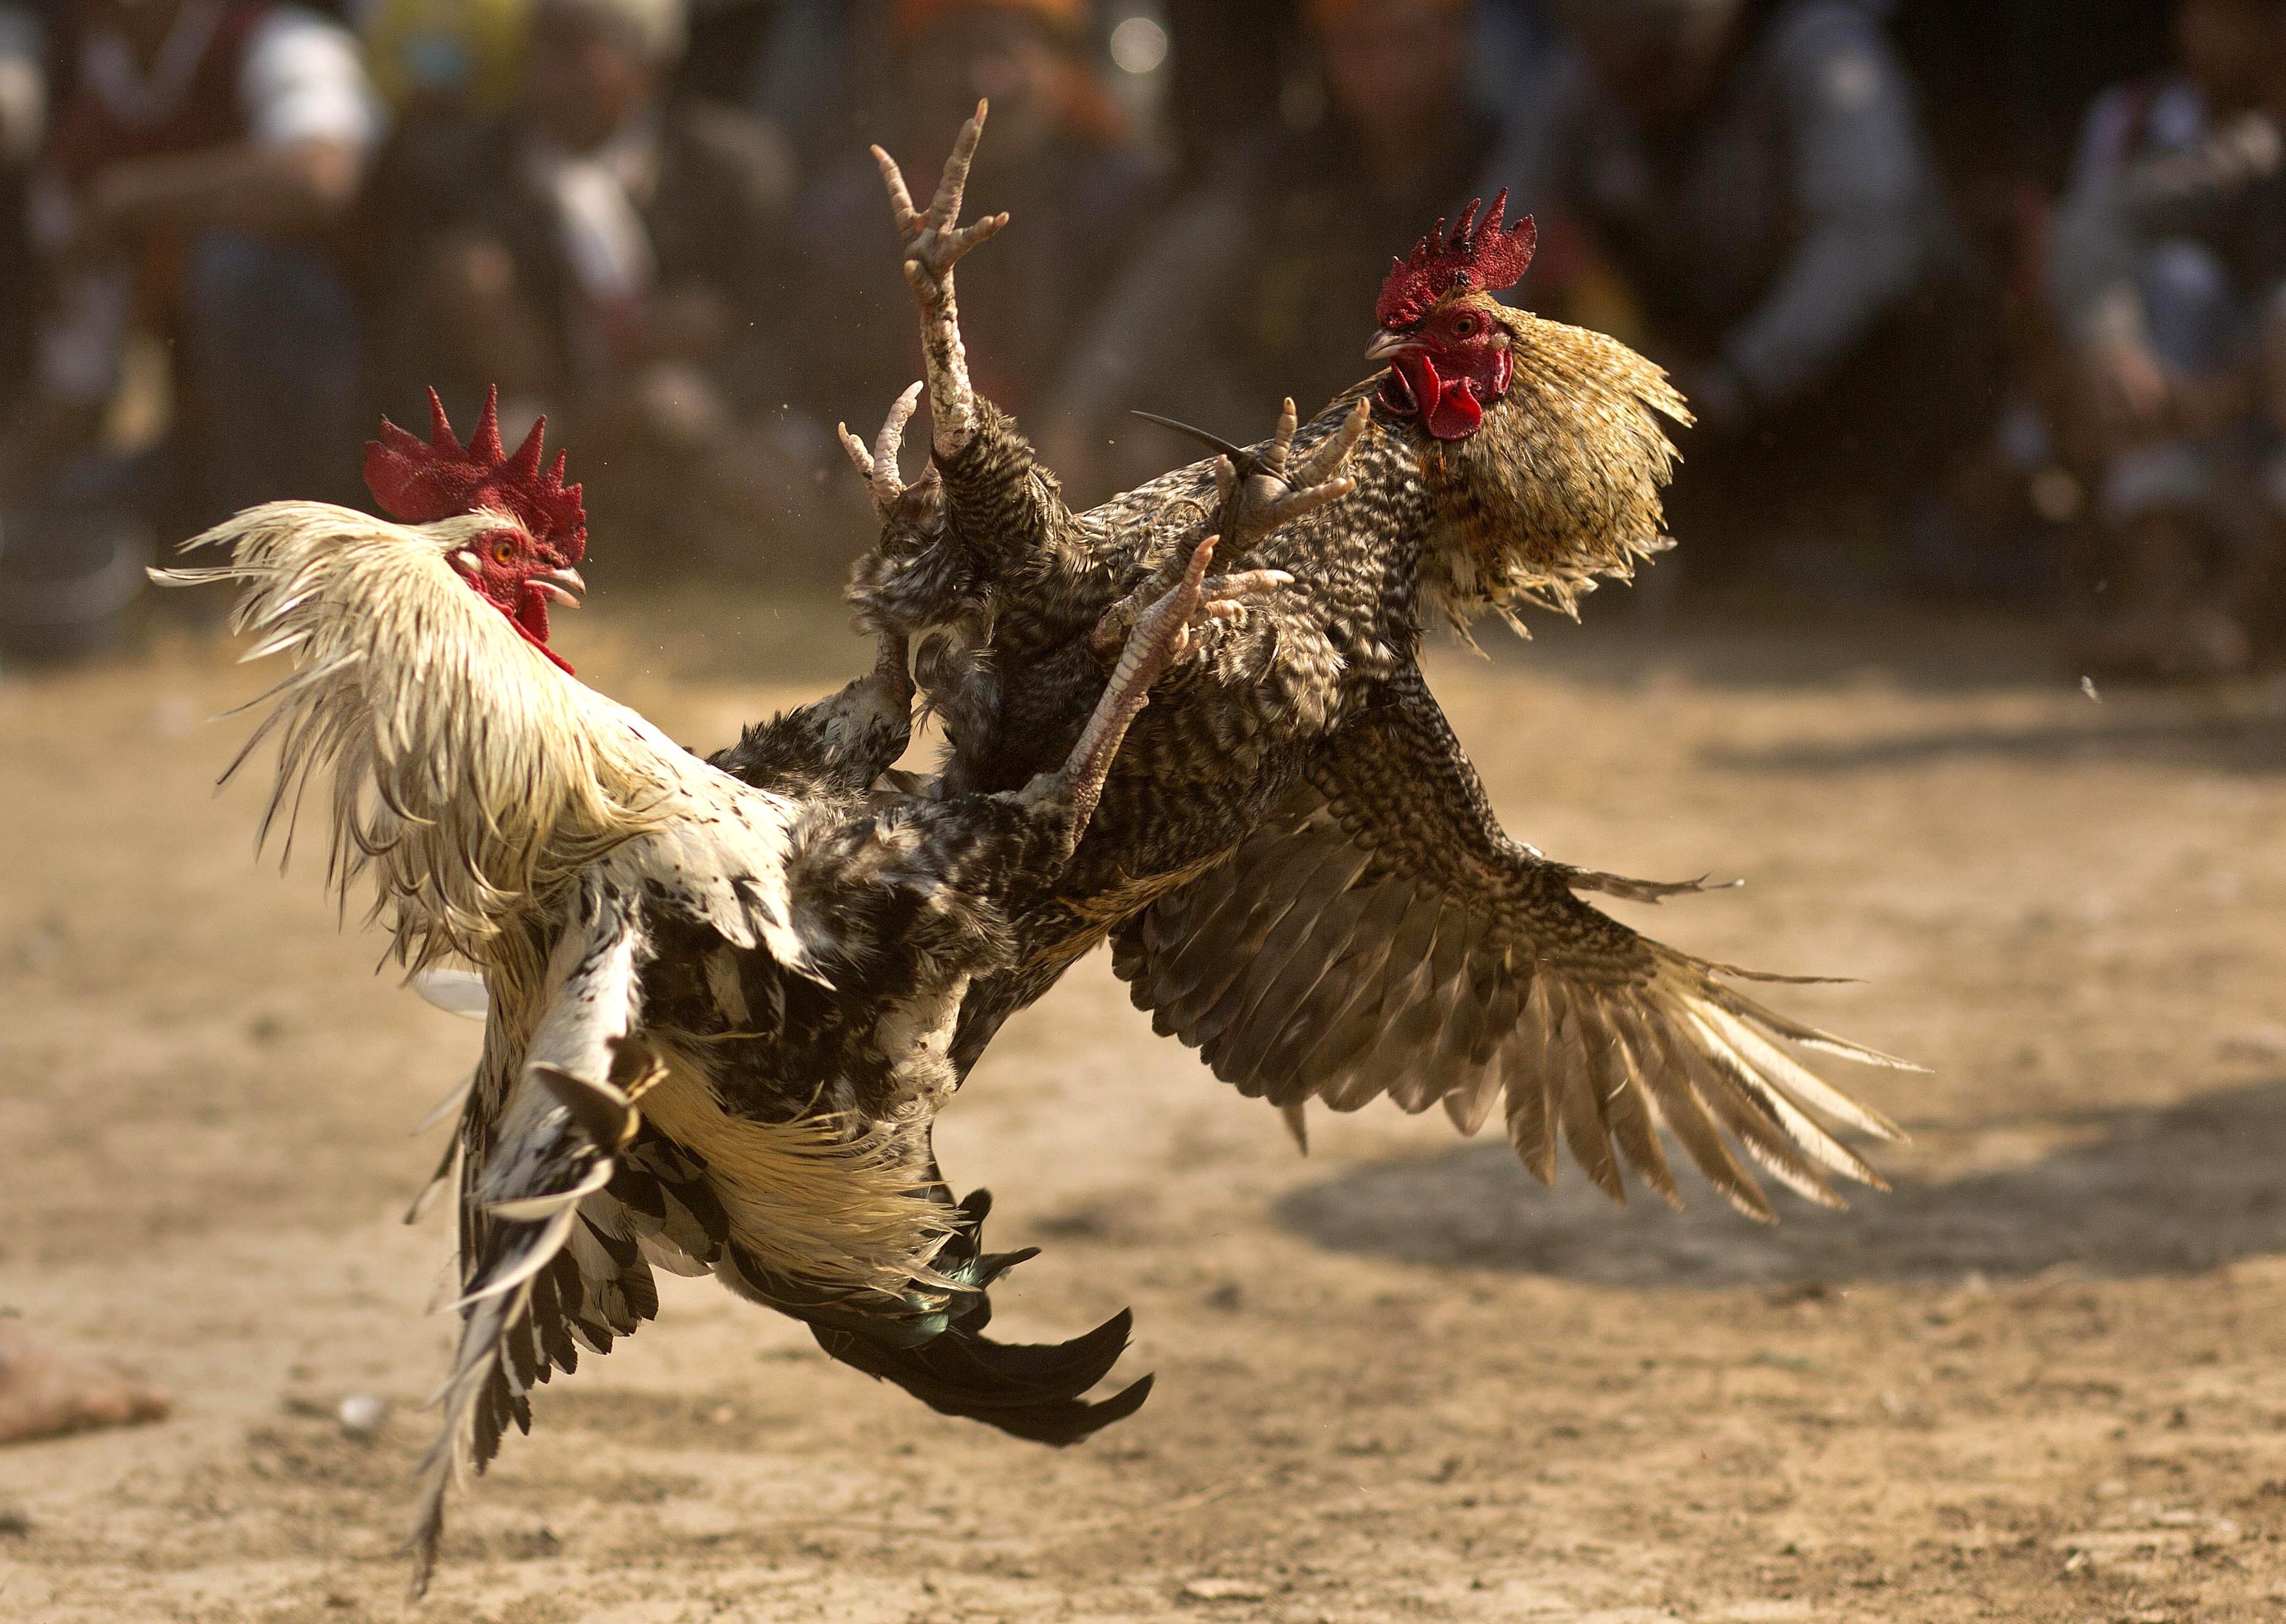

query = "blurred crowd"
[{"left": 0, "top": 0, "right": 2282, "bottom": 682}]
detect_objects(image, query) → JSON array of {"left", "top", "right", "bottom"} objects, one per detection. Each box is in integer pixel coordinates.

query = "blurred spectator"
[
  {"left": 351, "top": 0, "right": 529, "bottom": 411},
  {"left": 1040, "top": 0, "right": 1498, "bottom": 500},
  {"left": 678, "top": 0, "right": 779, "bottom": 107},
  {"left": 791, "top": 0, "right": 1156, "bottom": 487},
  {"left": 1526, "top": 0, "right": 1992, "bottom": 590},
  {"left": 0, "top": 1, "right": 46, "bottom": 667},
  {"left": 0, "top": 2, "right": 39, "bottom": 170},
  {"left": 357, "top": 0, "right": 532, "bottom": 121},
  {"left": 741, "top": 0, "right": 852, "bottom": 172},
  {"left": 0, "top": 3, "right": 47, "bottom": 413},
  {"left": 1892, "top": 0, "right": 2170, "bottom": 253},
  {"left": 2047, "top": 0, "right": 2286, "bottom": 678},
  {"left": 350, "top": 0, "right": 531, "bottom": 368},
  {"left": 11, "top": 0, "right": 379, "bottom": 515},
  {"left": 372, "top": 0, "right": 816, "bottom": 574},
  {"left": 1470, "top": 0, "right": 1552, "bottom": 128},
  {"left": 0, "top": 0, "right": 378, "bottom": 662}
]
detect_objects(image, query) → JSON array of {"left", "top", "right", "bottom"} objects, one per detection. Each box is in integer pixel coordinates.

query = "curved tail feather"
[{"left": 802, "top": 1190, "right": 1153, "bottom": 1445}]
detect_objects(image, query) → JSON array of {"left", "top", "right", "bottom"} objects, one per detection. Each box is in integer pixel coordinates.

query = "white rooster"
[{"left": 164, "top": 393, "right": 1285, "bottom": 1592}]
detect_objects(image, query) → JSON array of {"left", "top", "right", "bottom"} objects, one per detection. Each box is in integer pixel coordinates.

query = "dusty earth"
[{"left": 7, "top": 590, "right": 2286, "bottom": 1624}]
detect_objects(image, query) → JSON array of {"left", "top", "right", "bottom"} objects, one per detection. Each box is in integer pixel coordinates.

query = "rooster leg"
[
  {"left": 869, "top": 629, "right": 917, "bottom": 724},
  {"left": 873, "top": 101, "right": 1009, "bottom": 460},
  {"left": 1086, "top": 549, "right": 1189, "bottom": 665},
  {"left": 711, "top": 629, "right": 916, "bottom": 798},
  {"left": 1050, "top": 537, "right": 1286, "bottom": 839}
]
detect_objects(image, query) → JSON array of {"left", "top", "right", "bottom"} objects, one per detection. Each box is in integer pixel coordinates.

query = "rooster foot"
[
  {"left": 807, "top": 1191, "right": 1150, "bottom": 1444},
  {"left": 1131, "top": 396, "right": 1370, "bottom": 552},
  {"left": 872, "top": 103, "right": 1002, "bottom": 455},
  {"left": 1088, "top": 537, "right": 1291, "bottom": 666},
  {"left": 1216, "top": 395, "right": 1371, "bottom": 546},
  {"left": 874, "top": 100, "right": 1009, "bottom": 305},
  {"left": 1056, "top": 537, "right": 1288, "bottom": 836}
]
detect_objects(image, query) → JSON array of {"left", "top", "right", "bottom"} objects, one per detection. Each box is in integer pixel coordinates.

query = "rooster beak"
[
  {"left": 1366, "top": 328, "right": 1424, "bottom": 363},
  {"left": 532, "top": 567, "right": 586, "bottom": 609}
]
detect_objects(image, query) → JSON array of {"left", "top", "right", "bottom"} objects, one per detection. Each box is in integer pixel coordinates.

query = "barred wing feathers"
[{"left": 1111, "top": 673, "right": 1914, "bottom": 1220}]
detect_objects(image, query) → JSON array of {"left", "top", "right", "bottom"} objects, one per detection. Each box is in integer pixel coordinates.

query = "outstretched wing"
[
  {"left": 1110, "top": 672, "right": 1914, "bottom": 1220},
  {"left": 410, "top": 878, "right": 666, "bottom": 1597}
]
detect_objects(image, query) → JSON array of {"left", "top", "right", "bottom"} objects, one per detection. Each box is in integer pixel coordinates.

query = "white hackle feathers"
[{"left": 160, "top": 502, "right": 808, "bottom": 974}]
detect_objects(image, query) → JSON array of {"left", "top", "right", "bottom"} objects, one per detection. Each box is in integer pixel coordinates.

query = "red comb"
[
  {"left": 1375, "top": 191, "right": 1538, "bottom": 330},
  {"left": 363, "top": 387, "right": 586, "bottom": 563}
]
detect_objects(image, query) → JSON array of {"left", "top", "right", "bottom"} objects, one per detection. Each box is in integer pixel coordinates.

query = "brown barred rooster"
[
  {"left": 163, "top": 394, "right": 1274, "bottom": 1592},
  {"left": 849, "top": 106, "right": 1917, "bottom": 1219}
]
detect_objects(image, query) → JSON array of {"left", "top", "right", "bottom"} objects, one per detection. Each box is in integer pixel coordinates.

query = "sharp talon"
[
  {"left": 1299, "top": 399, "right": 1373, "bottom": 485},
  {"left": 873, "top": 145, "right": 920, "bottom": 236},
  {"left": 843, "top": 383, "right": 926, "bottom": 518},
  {"left": 877, "top": 382, "right": 923, "bottom": 466},
  {"left": 1207, "top": 569, "right": 1290, "bottom": 600}
]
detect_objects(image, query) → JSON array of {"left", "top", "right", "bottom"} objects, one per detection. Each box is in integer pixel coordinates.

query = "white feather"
[{"left": 412, "top": 968, "right": 491, "bottom": 1020}]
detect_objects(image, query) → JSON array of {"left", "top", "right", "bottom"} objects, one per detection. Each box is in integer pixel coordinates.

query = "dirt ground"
[{"left": 8, "top": 590, "right": 2286, "bottom": 1624}]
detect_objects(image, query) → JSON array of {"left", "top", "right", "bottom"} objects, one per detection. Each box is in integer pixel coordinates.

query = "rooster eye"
[
  {"left": 1452, "top": 316, "right": 1478, "bottom": 338},
  {"left": 493, "top": 540, "right": 517, "bottom": 566}
]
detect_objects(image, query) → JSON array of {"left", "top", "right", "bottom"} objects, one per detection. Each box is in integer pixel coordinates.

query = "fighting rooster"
[
  {"left": 849, "top": 107, "right": 1915, "bottom": 1219},
  {"left": 164, "top": 394, "right": 1274, "bottom": 1590}
]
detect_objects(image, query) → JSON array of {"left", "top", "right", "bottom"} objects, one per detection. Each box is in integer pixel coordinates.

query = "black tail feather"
[
  {"left": 804, "top": 1188, "right": 1152, "bottom": 1445},
  {"left": 812, "top": 1316, "right": 1153, "bottom": 1445}
]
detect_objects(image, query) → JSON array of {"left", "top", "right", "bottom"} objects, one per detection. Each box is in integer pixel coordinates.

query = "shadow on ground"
[{"left": 1276, "top": 1079, "right": 2286, "bottom": 1288}]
